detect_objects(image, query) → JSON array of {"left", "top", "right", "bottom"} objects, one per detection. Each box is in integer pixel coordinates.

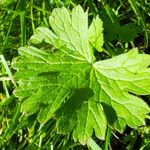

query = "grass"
[{"left": 0, "top": 0, "right": 150, "bottom": 149}]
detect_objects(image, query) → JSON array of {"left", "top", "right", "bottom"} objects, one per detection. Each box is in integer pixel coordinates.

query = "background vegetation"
[{"left": 0, "top": 0, "right": 150, "bottom": 149}]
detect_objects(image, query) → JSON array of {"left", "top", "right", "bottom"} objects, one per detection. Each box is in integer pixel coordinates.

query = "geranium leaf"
[{"left": 13, "top": 5, "right": 150, "bottom": 145}]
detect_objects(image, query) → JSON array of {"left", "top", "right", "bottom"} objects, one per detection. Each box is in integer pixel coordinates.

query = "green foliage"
[
  {"left": 139, "top": 126, "right": 150, "bottom": 150},
  {"left": 89, "top": 15, "right": 104, "bottom": 52},
  {"left": 99, "top": 5, "right": 140, "bottom": 43},
  {"left": 13, "top": 5, "right": 150, "bottom": 145},
  {"left": 87, "top": 138, "right": 102, "bottom": 150}
]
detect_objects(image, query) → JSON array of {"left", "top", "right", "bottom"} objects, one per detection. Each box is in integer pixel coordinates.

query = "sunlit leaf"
[{"left": 13, "top": 5, "right": 150, "bottom": 145}]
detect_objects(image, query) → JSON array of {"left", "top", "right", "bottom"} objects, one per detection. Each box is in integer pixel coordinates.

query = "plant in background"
[{"left": 13, "top": 5, "right": 150, "bottom": 145}]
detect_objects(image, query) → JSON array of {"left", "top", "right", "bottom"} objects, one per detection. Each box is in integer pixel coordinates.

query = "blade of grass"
[
  {"left": 19, "top": 0, "right": 26, "bottom": 46},
  {"left": 0, "top": 77, "right": 12, "bottom": 81},
  {"left": 2, "top": 81, "right": 9, "bottom": 98},
  {"left": 128, "top": 0, "right": 148, "bottom": 48},
  {"left": 0, "top": 95, "right": 15, "bottom": 107},
  {"left": 104, "top": 126, "right": 112, "bottom": 150},
  {"left": 0, "top": 55, "right": 15, "bottom": 86},
  {"left": 20, "top": 11, "right": 26, "bottom": 46},
  {"left": 27, "top": 2, "right": 51, "bottom": 15},
  {"left": 42, "top": 0, "right": 49, "bottom": 27},
  {"left": 30, "top": 0, "right": 35, "bottom": 34},
  {"left": 3, "top": 103, "right": 21, "bottom": 140},
  {"left": 2, "top": 0, "right": 21, "bottom": 49}
]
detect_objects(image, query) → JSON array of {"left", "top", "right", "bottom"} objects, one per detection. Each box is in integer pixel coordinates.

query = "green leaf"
[
  {"left": 13, "top": 5, "right": 150, "bottom": 145},
  {"left": 87, "top": 138, "right": 102, "bottom": 150},
  {"left": 99, "top": 6, "right": 140, "bottom": 43},
  {"left": 30, "top": 27, "right": 57, "bottom": 45},
  {"left": 50, "top": 5, "right": 94, "bottom": 63},
  {"left": 89, "top": 15, "right": 104, "bottom": 52},
  {"left": 99, "top": 5, "right": 120, "bottom": 42},
  {"left": 118, "top": 23, "right": 139, "bottom": 42}
]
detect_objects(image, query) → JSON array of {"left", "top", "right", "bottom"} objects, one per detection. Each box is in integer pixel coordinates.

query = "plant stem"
[{"left": 105, "top": 126, "right": 112, "bottom": 150}]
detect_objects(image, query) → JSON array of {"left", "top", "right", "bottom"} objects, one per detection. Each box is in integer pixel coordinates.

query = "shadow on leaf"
[
  {"left": 101, "top": 102, "right": 117, "bottom": 125},
  {"left": 55, "top": 88, "right": 94, "bottom": 134}
]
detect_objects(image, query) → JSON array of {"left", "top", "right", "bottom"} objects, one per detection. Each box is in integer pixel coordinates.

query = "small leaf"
[
  {"left": 87, "top": 138, "right": 102, "bottom": 150},
  {"left": 118, "top": 23, "right": 139, "bottom": 42},
  {"left": 89, "top": 15, "right": 104, "bottom": 52},
  {"left": 99, "top": 5, "right": 120, "bottom": 42}
]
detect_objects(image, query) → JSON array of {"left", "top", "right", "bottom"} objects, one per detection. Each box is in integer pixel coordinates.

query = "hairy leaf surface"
[{"left": 13, "top": 5, "right": 150, "bottom": 145}]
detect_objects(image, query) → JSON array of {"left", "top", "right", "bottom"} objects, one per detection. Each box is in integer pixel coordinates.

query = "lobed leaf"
[{"left": 13, "top": 5, "right": 150, "bottom": 145}]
